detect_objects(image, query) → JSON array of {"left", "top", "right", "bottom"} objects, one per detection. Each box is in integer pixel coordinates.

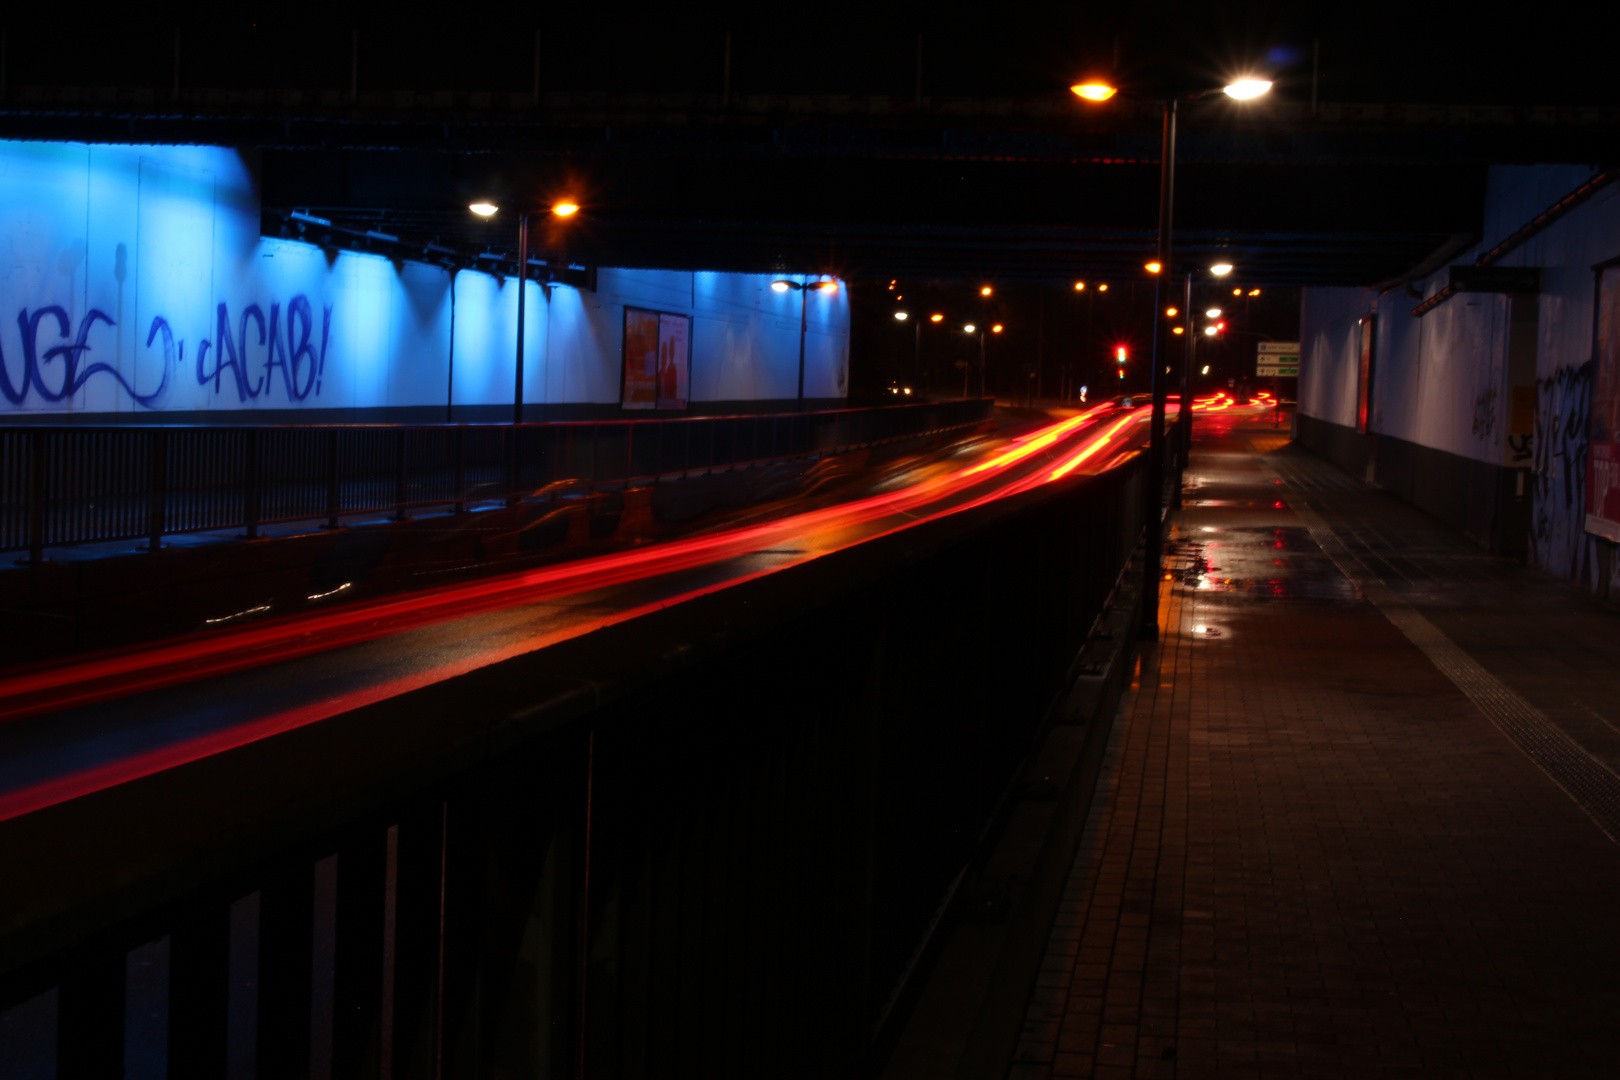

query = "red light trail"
[{"left": 0, "top": 403, "right": 1160, "bottom": 821}]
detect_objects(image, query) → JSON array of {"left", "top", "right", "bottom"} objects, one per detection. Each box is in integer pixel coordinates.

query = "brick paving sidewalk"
[{"left": 1009, "top": 419, "right": 1620, "bottom": 1079}]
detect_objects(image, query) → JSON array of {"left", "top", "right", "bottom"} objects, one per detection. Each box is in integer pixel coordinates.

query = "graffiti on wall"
[
  {"left": 0, "top": 298, "right": 332, "bottom": 409},
  {"left": 1529, "top": 360, "right": 1592, "bottom": 580}
]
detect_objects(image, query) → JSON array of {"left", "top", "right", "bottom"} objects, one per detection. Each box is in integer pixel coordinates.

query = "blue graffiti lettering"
[
  {"left": 1, "top": 307, "right": 171, "bottom": 407},
  {"left": 3, "top": 296, "right": 331, "bottom": 409},
  {"left": 197, "top": 301, "right": 264, "bottom": 402},
  {"left": 286, "top": 296, "right": 321, "bottom": 400}
]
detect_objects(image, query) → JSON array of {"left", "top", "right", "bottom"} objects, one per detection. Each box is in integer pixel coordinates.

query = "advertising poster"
[
  {"left": 657, "top": 312, "right": 690, "bottom": 410},
  {"left": 622, "top": 307, "right": 690, "bottom": 411},
  {"left": 621, "top": 307, "right": 661, "bottom": 409},
  {"left": 1585, "top": 266, "right": 1620, "bottom": 540}
]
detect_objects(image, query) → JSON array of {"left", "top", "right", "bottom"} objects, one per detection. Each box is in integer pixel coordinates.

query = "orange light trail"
[
  {"left": 960, "top": 402, "right": 1115, "bottom": 477},
  {"left": 1049, "top": 412, "right": 1144, "bottom": 479}
]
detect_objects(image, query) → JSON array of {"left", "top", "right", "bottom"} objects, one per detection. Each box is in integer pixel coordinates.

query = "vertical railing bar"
[
  {"left": 395, "top": 428, "right": 409, "bottom": 522},
  {"left": 148, "top": 429, "right": 167, "bottom": 552},
  {"left": 326, "top": 429, "right": 341, "bottom": 529},
  {"left": 27, "top": 430, "right": 46, "bottom": 565},
  {"left": 454, "top": 427, "right": 466, "bottom": 514},
  {"left": 244, "top": 430, "right": 261, "bottom": 540}
]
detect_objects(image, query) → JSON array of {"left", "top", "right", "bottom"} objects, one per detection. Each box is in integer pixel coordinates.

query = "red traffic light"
[{"left": 1115, "top": 346, "right": 1128, "bottom": 363}]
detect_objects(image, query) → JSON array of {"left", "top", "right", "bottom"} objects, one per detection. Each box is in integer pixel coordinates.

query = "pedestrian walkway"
[{"left": 1009, "top": 411, "right": 1620, "bottom": 1078}]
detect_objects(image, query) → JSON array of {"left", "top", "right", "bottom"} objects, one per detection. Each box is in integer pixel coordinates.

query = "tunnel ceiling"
[{"left": 5, "top": 4, "right": 1613, "bottom": 287}]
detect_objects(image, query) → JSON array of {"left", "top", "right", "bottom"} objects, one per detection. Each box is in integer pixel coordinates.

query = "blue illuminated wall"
[{"left": 0, "top": 140, "right": 849, "bottom": 420}]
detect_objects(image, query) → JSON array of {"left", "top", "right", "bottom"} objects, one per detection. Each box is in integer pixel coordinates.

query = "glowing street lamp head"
[
  {"left": 1223, "top": 78, "right": 1273, "bottom": 100},
  {"left": 1144, "top": 261, "right": 1162, "bottom": 274},
  {"left": 1172, "top": 326, "right": 1185, "bottom": 335},
  {"left": 771, "top": 280, "right": 793, "bottom": 293},
  {"left": 1209, "top": 263, "right": 1234, "bottom": 276},
  {"left": 980, "top": 285, "right": 993, "bottom": 296},
  {"left": 1205, "top": 307, "right": 1222, "bottom": 318},
  {"left": 991, "top": 324, "right": 1003, "bottom": 333},
  {"left": 813, "top": 281, "right": 837, "bottom": 293},
  {"left": 930, "top": 313, "right": 944, "bottom": 322},
  {"left": 1204, "top": 325, "right": 1219, "bottom": 336},
  {"left": 1233, "top": 287, "right": 1243, "bottom": 296},
  {"left": 1249, "top": 288, "right": 1262, "bottom": 296},
  {"left": 552, "top": 200, "right": 580, "bottom": 217},
  {"left": 963, "top": 323, "right": 977, "bottom": 333},
  {"left": 1098, "top": 283, "right": 1108, "bottom": 292},
  {"left": 1074, "top": 281, "right": 1086, "bottom": 291},
  {"left": 469, "top": 202, "right": 499, "bottom": 217},
  {"left": 1165, "top": 307, "right": 1178, "bottom": 317},
  {"left": 1071, "top": 82, "right": 1118, "bottom": 102},
  {"left": 894, "top": 311, "right": 909, "bottom": 321}
]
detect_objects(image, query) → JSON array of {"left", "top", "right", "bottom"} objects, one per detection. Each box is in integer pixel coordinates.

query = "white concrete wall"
[
  {"left": 0, "top": 140, "right": 848, "bottom": 418},
  {"left": 1298, "top": 163, "right": 1620, "bottom": 585},
  {"left": 1299, "top": 287, "right": 1370, "bottom": 430}
]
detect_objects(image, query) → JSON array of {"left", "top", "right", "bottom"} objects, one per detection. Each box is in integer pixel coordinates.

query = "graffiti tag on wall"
[
  {"left": 1529, "top": 360, "right": 1592, "bottom": 580},
  {"left": 0, "top": 298, "right": 332, "bottom": 409}
]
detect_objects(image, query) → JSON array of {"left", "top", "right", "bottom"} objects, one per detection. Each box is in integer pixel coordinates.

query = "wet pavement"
[{"left": 1009, "top": 410, "right": 1620, "bottom": 1078}]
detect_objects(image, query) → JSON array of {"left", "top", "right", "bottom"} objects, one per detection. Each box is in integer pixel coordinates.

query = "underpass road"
[{"left": 0, "top": 402, "right": 1170, "bottom": 821}]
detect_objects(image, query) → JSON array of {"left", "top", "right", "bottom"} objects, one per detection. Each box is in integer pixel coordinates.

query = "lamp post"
[
  {"left": 1072, "top": 76, "right": 1271, "bottom": 641},
  {"left": 469, "top": 198, "right": 580, "bottom": 427},
  {"left": 895, "top": 310, "right": 925, "bottom": 395},
  {"left": 772, "top": 277, "right": 837, "bottom": 410},
  {"left": 1177, "top": 262, "right": 1235, "bottom": 480}
]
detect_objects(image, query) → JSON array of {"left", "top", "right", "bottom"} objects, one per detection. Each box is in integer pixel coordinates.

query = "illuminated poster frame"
[
  {"left": 621, "top": 306, "right": 691, "bottom": 411},
  {"left": 1585, "top": 261, "right": 1620, "bottom": 541}
]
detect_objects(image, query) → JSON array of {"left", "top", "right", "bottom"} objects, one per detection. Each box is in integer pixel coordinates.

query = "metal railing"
[
  {"left": 0, "top": 449, "right": 1146, "bottom": 1079},
  {"left": 1, "top": 400, "right": 992, "bottom": 563}
]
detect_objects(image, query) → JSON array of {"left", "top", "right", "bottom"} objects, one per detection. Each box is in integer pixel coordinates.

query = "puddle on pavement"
[{"left": 1168, "top": 526, "right": 1358, "bottom": 602}]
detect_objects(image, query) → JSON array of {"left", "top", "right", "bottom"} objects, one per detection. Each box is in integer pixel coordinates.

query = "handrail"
[{"left": 1, "top": 400, "right": 994, "bottom": 563}]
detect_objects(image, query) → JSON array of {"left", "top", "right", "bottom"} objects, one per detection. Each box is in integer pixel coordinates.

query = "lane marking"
[{"left": 1288, "top": 497, "right": 1620, "bottom": 845}]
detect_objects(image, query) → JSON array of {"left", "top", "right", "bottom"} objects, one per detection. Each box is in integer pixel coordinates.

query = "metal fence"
[
  {"left": 0, "top": 449, "right": 1147, "bottom": 1079},
  {"left": 0, "top": 400, "right": 991, "bottom": 562}
]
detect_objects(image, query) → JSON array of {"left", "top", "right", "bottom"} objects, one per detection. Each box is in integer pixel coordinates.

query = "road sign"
[{"left": 1256, "top": 341, "right": 1300, "bottom": 378}]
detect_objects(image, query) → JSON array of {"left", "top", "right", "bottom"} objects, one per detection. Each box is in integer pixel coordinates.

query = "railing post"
[
  {"left": 243, "top": 430, "right": 260, "bottom": 540},
  {"left": 148, "top": 429, "right": 167, "bottom": 552},
  {"left": 394, "top": 429, "right": 409, "bottom": 522},
  {"left": 454, "top": 427, "right": 466, "bottom": 514},
  {"left": 27, "top": 429, "right": 46, "bottom": 565},
  {"left": 506, "top": 424, "right": 522, "bottom": 507},
  {"left": 326, "top": 429, "right": 341, "bottom": 530}
]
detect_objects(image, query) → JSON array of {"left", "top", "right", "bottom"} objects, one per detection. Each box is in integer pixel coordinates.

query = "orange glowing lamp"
[{"left": 1071, "top": 82, "right": 1118, "bottom": 102}]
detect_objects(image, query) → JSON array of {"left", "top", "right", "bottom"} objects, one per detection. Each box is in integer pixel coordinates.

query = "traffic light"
[{"left": 1115, "top": 345, "right": 1128, "bottom": 363}]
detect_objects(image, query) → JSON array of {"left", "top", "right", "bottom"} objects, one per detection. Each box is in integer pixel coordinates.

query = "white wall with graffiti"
[
  {"left": 0, "top": 140, "right": 850, "bottom": 420},
  {"left": 1300, "top": 163, "right": 1620, "bottom": 590}
]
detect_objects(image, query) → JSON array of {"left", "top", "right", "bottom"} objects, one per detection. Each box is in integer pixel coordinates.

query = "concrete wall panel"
[{"left": 0, "top": 141, "right": 847, "bottom": 421}]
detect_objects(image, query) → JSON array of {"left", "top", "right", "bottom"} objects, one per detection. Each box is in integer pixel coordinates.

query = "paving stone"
[{"left": 1002, "top": 413, "right": 1620, "bottom": 1078}]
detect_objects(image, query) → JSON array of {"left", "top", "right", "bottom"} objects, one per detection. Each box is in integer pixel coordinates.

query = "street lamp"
[
  {"left": 480, "top": 198, "right": 582, "bottom": 428},
  {"left": 1072, "top": 72, "right": 1272, "bottom": 641},
  {"left": 772, "top": 277, "right": 837, "bottom": 410},
  {"left": 1177, "top": 262, "right": 1240, "bottom": 478}
]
